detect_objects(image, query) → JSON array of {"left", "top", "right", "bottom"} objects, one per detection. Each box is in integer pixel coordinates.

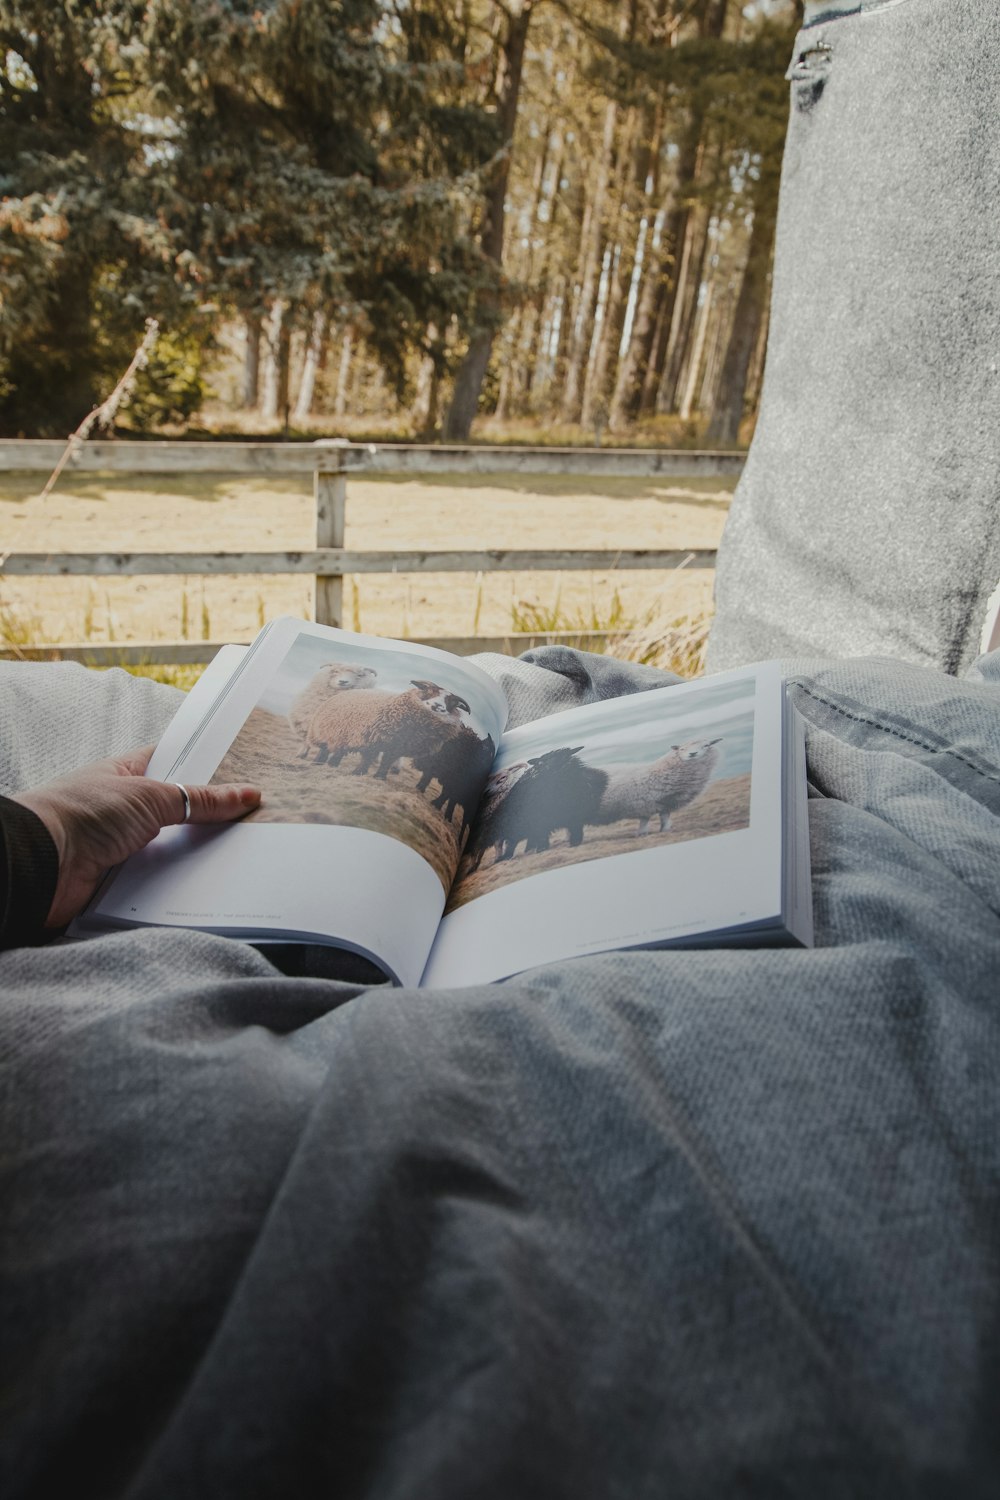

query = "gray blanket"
[{"left": 2, "top": 649, "right": 1000, "bottom": 1498}]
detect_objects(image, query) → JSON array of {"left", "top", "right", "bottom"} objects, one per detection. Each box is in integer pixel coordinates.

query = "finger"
[
  {"left": 173, "top": 782, "right": 261, "bottom": 826},
  {"left": 119, "top": 745, "right": 156, "bottom": 776}
]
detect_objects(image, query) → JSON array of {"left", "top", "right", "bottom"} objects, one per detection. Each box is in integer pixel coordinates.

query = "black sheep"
[
  {"left": 365, "top": 686, "right": 470, "bottom": 779},
  {"left": 426, "top": 729, "right": 496, "bottom": 844},
  {"left": 487, "top": 746, "right": 608, "bottom": 861}
]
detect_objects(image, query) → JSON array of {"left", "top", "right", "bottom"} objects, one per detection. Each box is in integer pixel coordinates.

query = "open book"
[{"left": 79, "top": 617, "right": 812, "bottom": 986}]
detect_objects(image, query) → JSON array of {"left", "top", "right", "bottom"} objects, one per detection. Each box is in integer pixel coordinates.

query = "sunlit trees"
[
  {"left": 1, "top": 0, "right": 500, "bottom": 435},
  {"left": 0, "top": 2, "right": 165, "bottom": 433},
  {"left": 1, "top": 0, "right": 800, "bottom": 440}
]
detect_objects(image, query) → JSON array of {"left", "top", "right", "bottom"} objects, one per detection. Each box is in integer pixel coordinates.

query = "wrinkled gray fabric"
[
  {"left": 0, "top": 661, "right": 183, "bottom": 792},
  {"left": 517, "top": 644, "right": 683, "bottom": 703},
  {"left": 707, "top": 0, "right": 1000, "bottom": 677},
  {"left": 2, "top": 650, "right": 1000, "bottom": 1497}
]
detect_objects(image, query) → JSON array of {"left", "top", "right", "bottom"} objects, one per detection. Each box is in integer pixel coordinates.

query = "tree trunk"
[
  {"left": 261, "top": 302, "right": 282, "bottom": 421},
  {"left": 638, "top": 279, "right": 673, "bottom": 415},
  {"left": 334, "top": 328, "right": 354, "bottom": 418},
  {"left": 610, "top": 206, "right": 663, "bottom": 428},
  {"left": 493, "top": 308, "right": 522, "bottom": 421},
  {"left": 679, "top": 279, "right": 713, "bottom": 420},
  {"left": 635, "top": 0, "right": 728, "bottom": 416},
  {"left": 607, "top": 210, "right": 649, "bottom": 433},
  {"left": 657, "top": 196, "right": 712, "bottom": 413},
  {"left": 443, "top": 329, "right": 493, "bottom": 441},
  {"left": 699, "top": 278, "right": 733, "bottom": 414},
  {"left": 582, "top": 241, "right": 628, "bottom": 433},
  {"left": 700, "top": 0, "right": 730, "bottom": 38},
  {"left": 560, "top": 99, "right": 618, "bottom": 422},
  {"left": 414, "top": 324, "right": 446, "bottom": 437},
  {"left": 705, "top": 208, "right": 772, "bottom": 444},
  {"left": 526, "top": 289, "right": 552, "bottom": 394},
  {"left": 608, "top": 89, "right": 666, "bottom": 431},
  {"left": 443, "top": 0, "right": 535, "bottom": 442},
  {"left": 294, "top": 310, "right": 326, "bottom": 423},
  {"left": 580, "top": 106, "right": 639, "bottom": 430},
  {"left": 242, "top": 314, "right": 261, "bottom": 409},
  {"left": 276, "top": 314, "right": 292, "bottom": 431},
  {"left": 637, "top": 126, "right": 702, "bottom": 415},
  {"left": 744, "top": 271, "right": 772, "bottom": 417}
]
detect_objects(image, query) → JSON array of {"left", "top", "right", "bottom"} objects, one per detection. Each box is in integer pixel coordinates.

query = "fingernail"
[{"left": 241, "top": 787, "right": 261, "bottom": 805}]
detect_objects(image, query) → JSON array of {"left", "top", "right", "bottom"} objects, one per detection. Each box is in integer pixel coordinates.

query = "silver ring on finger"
[{"left": 173, "top": 783, "right": 192, "bottom": 823}]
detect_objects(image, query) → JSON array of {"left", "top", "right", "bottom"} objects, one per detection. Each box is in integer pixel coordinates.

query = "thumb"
[{"left": 156, "top": 780, "right": 261, "bottom": 827}]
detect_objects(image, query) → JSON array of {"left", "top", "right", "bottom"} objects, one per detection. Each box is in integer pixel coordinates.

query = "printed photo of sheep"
[
  {"left": 449, "top": 677, "right": 755, "bottom": 911},
  {"left": 210, "top": 632, "right": 503, "bottom": 891}
]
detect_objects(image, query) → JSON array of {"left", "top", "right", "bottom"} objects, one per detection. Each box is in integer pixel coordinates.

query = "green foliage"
[
  {"left": 0, "top": 3, "right": 160, "bottom": 432},
  {"left": 0, "top": 0, "right": 501, "bottom": 432},
  {"left": 139, "top": 0, "right": 498, "bottom": 390},
  {"left": 118, "top": 329, "right": 212, "bottom": 429},
  {"left": 0, "top": 0, "right": 799, "bottom": 440}
]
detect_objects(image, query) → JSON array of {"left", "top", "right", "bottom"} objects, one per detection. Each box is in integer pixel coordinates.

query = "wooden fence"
[{"left": 0, "top": 440, "right": 743, "bottom": 664}]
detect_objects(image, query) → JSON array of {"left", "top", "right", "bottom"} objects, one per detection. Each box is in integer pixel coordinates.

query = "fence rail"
[
  {"left": 0, "top": 438, "right": 745, "bottom": 478},
  {"left": 1, "top": 548, "right": 717, "bottom": 577},
  {"left": 1, "top": 440, "right": 741, "bottom": 664}
]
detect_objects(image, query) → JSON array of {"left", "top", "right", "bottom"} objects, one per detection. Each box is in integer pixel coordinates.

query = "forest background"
[{"left": 0, "top": 0, "right": 803, "bottom": 449}]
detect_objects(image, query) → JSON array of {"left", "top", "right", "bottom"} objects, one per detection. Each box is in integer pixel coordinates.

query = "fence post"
[{"left": 314, "top": 460, "right": 346, "bottom": 628}]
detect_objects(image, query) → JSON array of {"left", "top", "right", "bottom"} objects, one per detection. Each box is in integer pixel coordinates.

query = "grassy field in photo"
[{"left": 211, "top": 705, "right": 464, "bottom": 892}]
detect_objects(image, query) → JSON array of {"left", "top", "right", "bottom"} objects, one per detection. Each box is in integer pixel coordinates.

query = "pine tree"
[
  {"left": 1, "top": 1, "right": 501, "bottom": 434},
  {"left": 443, "top": 0, "right": 536, "bottom": 441},
  {"left": 141, "top": 0, "right": 500, "bottom": 403},
  {"left": 0, "top": 3, "right": 161, "bottom": 434}
]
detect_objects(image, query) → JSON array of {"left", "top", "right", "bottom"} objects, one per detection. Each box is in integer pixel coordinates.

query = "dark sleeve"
[{"left": 0, "top": 796, "right": 60, "bottom": 951}]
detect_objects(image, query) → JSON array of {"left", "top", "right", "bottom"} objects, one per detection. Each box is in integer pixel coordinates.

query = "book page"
[
  {"left": 91, "top": 619, "right": 508, "bottom": 984},
  {"left": 421, "top": 663, "right": 787, "bottom": 988},
  {"left": 145, "top": 643, "right": 250, "bottom": 779},
  {"left": 93, "top": 821, "right": 443, "bottom": 986}
]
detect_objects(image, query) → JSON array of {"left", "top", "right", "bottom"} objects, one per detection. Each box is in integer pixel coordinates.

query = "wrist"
[
  {"left": 0, "top": 794, "right": 62, "bottom": 945},
  {"left": 11, "top": 790, "right": 68, "bottom": 870}
]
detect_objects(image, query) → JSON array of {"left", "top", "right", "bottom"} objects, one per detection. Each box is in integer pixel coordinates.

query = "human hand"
[{"left": 13, "top": 747, "right": 261, "bottom": 929}]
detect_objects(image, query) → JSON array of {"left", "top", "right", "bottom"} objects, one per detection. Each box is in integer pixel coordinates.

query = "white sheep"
[
  {"left": 305, "top": 679, "right": 468, "bottom": 776},
  {"left": 595, "top": 737, "right": 723, "bottom": 836},
  {"left": 288, "top": 662, "right": 378, "bottom": 757}
]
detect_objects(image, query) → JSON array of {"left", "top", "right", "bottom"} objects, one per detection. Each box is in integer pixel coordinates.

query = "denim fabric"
[
  {"left": 707, "top": 0, "right": 1000, "bottom": 677},
  {"left": 1, "top": 651, "right": 999, "bottom": 1497},
  {"left": 804, "top": 0, "right": 916, "bottom": 22}
]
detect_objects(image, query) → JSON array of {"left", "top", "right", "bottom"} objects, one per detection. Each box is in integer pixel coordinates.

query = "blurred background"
[{"left": 0, "top": 0, "right": 803, "bottom": 447}]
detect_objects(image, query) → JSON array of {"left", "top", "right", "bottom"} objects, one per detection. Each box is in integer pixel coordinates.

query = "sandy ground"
[
  {"left": 0, "top": 470, "right": 732, "bottom": 647},
  {"left": 448, "top": 772, "right": 752, "bottom": 911}
]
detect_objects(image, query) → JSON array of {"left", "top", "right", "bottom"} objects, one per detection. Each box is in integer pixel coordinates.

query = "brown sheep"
[
  {"left": 305, "top": 680, "right": 467, "bottom": 776},
  {"left": 288, "top": 662, "right": 378, "bottom": 758}
]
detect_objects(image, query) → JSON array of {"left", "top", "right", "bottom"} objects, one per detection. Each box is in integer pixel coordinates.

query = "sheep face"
[
  {"left": 670, "top": 737, "right": 722, "bottom": 761},
  {"left": 324, "top": 663, "right": 376, "bottom": 691},
  {"left": 410, "top": 680, "right": 471, "bottom": 721},
  {"left": 484, "top": 761, "right": 528, "bottom": 799},
  {"left": 289, "top": 662, "right": 379, "bottom": 756}
]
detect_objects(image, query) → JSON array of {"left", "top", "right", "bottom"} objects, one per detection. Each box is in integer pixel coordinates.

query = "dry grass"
[
  {"left": 0, "top": 467, "right": 729, "bottom": 678},
  {"left": 448, "top": 773, "right": 751, "bottom": 911},
  {"left": 607, "top": 609, "right": 714, "bottom": 679},
  {"left": 211, "top": 705, "right": 464, "bottom": 891},
  {"left": 0, "top": 600, "right": 47, "bottom": 660}
]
